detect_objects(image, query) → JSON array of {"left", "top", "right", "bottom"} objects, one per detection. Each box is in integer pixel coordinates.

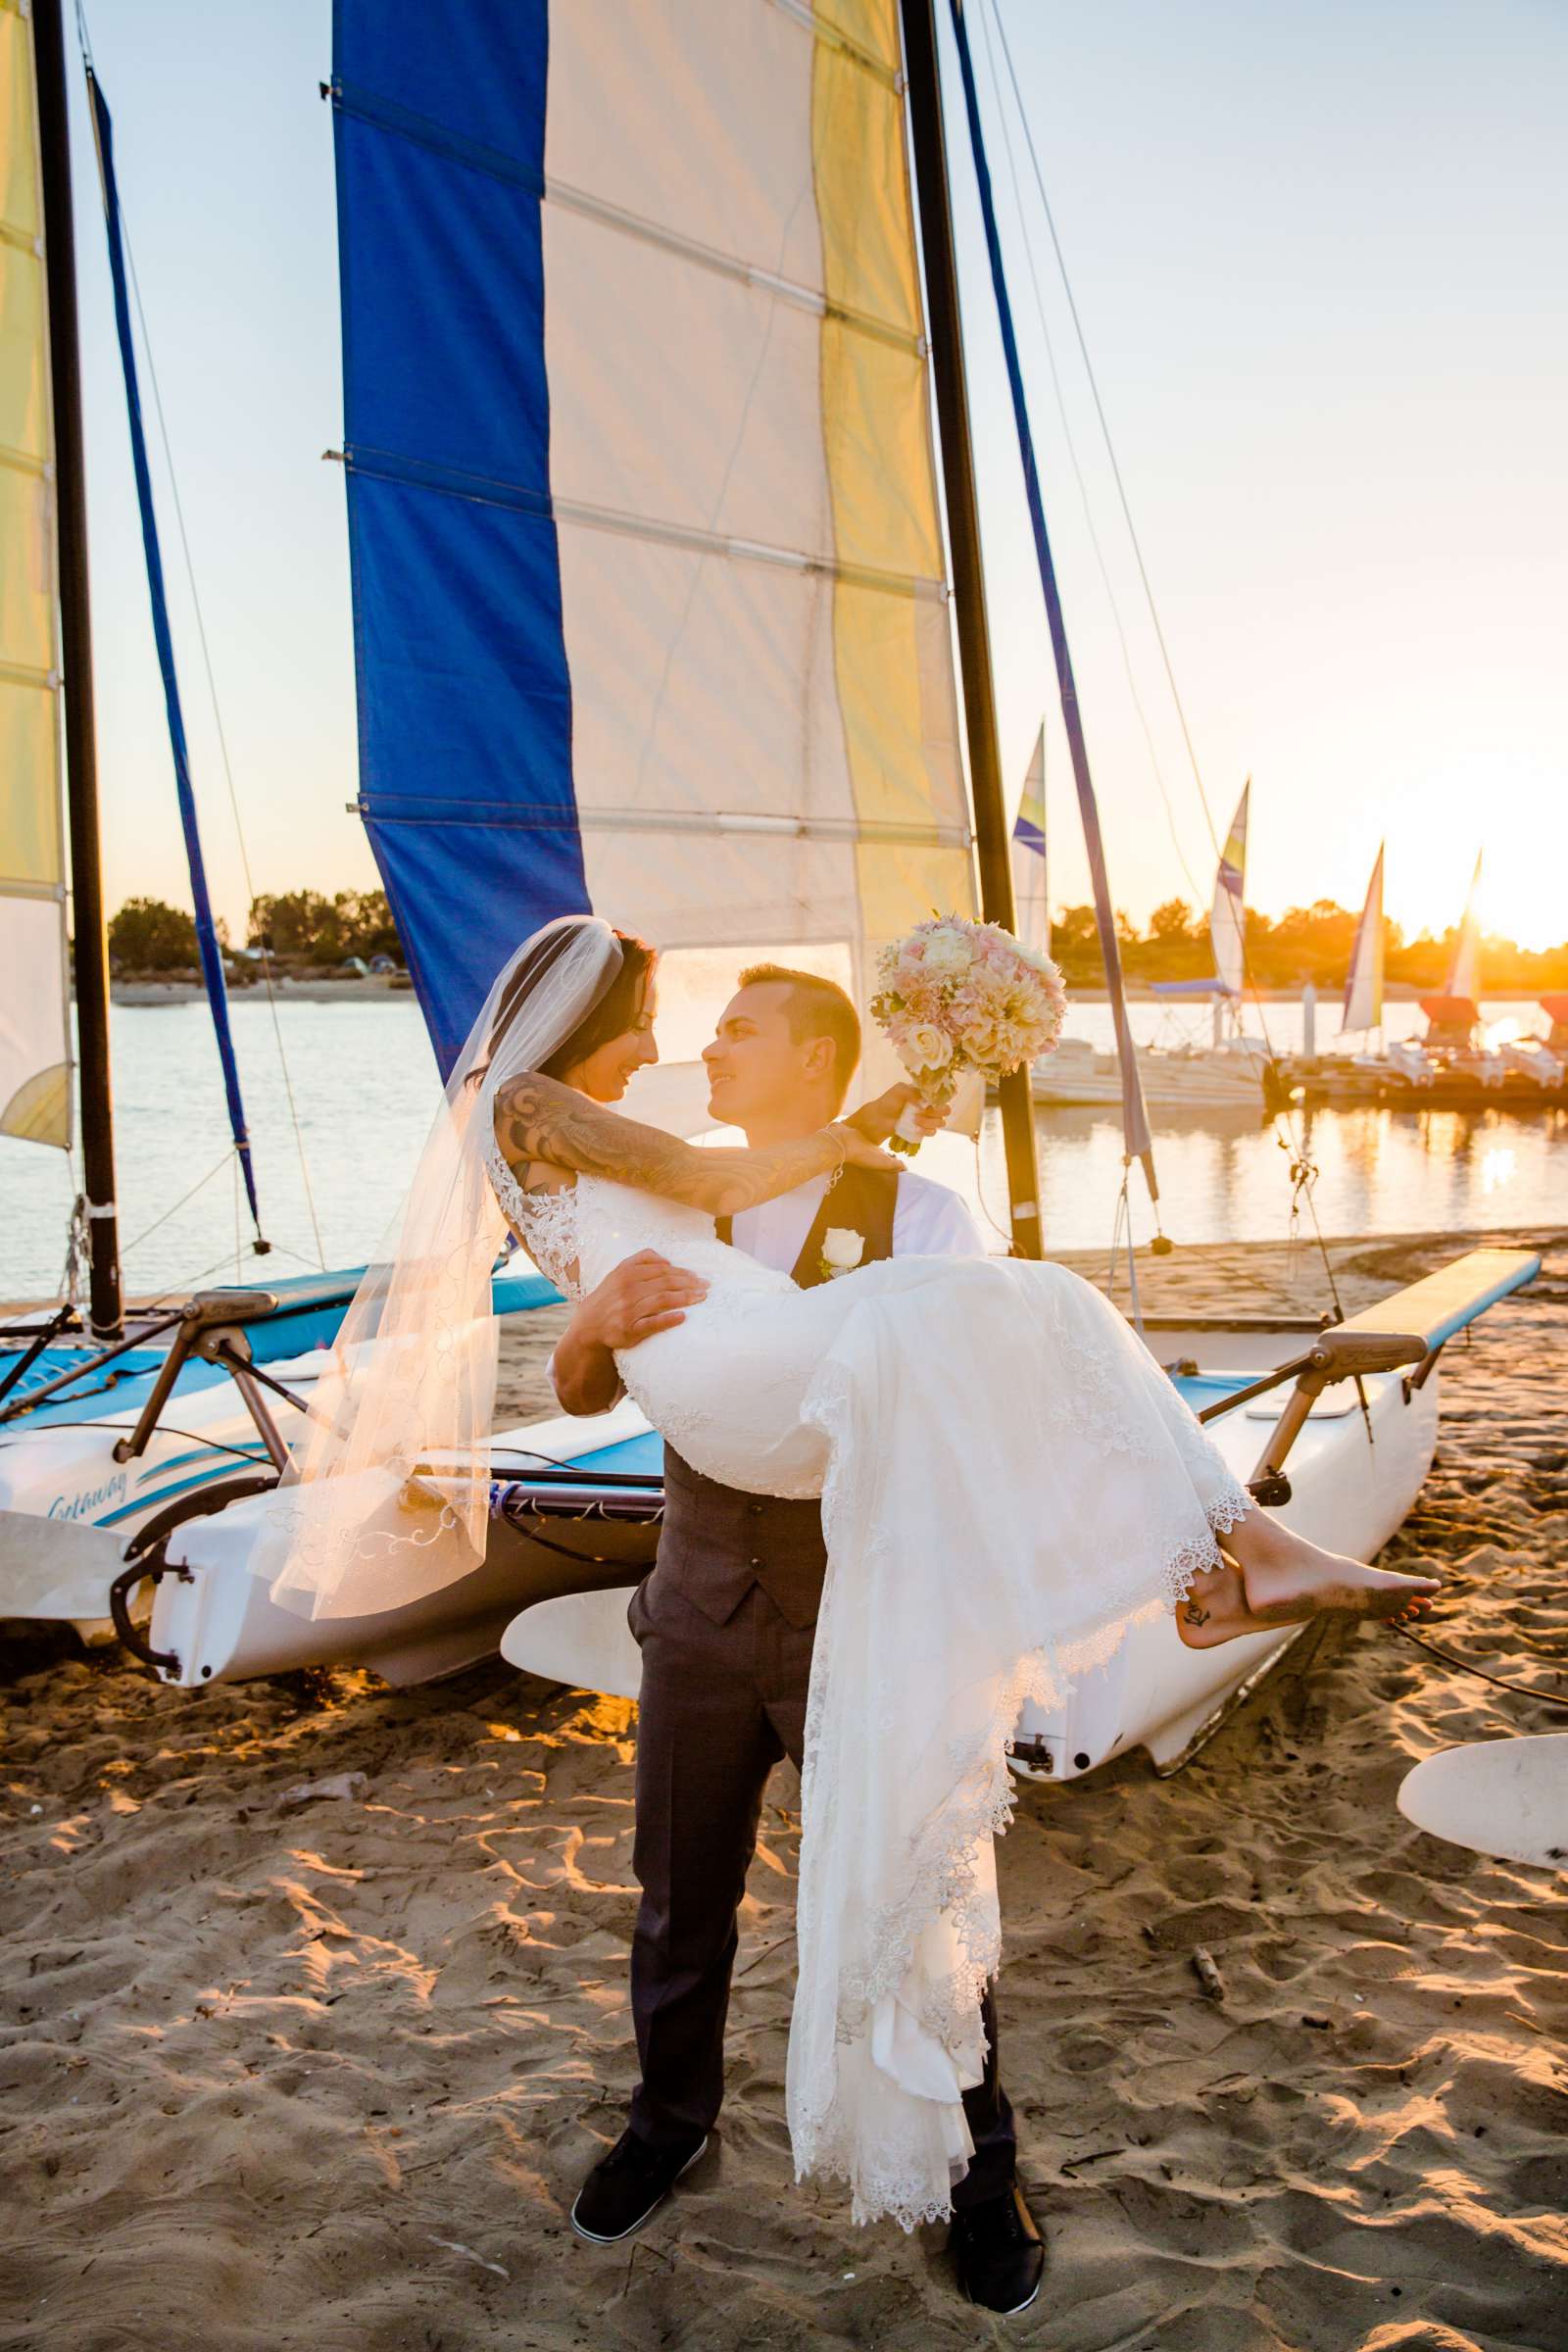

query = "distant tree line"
[
  {"left": 1045, "top": 897, "right": 1566, "bottom": 993},
  {"left": 106, "top": 888, "right": 1566, "bottom": 994},
  {"left": 108, "top": 889, "right": 405, "bottom": 974}
]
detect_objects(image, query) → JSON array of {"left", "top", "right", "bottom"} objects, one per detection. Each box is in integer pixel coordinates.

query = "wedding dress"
[{"left": 488, "top": 1151, "right": 1253, "bottom": 2230}]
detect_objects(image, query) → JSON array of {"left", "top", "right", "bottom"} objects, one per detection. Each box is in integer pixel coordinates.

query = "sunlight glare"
[{"left": 1480, "top": 1147, "right": 1517, "bottom": 1196}]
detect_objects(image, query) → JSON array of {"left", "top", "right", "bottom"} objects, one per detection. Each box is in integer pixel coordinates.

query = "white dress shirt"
[
  {"left": 727, "top": 1167, "right": 985, "bottom": 1275},
  {"left": 549, "top": 1168, "right": 985, "bottom": 1411}
]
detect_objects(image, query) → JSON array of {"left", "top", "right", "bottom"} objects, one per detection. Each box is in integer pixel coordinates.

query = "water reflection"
[{"left": 2, "top": 1001, "right": 1564, "bottom": 1298}]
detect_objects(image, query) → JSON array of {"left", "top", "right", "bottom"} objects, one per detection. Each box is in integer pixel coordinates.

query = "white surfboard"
[{"left": 1397, "top": 1737, "right": 1568, "bottom": 1872}]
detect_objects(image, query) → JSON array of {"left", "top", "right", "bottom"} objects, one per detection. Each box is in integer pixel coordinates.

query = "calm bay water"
[{"left": 2, "top": 994, "right": 1563, "bottom": 1302}]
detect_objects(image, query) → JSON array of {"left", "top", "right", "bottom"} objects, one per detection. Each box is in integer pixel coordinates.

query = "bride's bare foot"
[
  {"left": 1224, "top": 1513, "right": 1440, "bottom": 1631},
  {"left": 1175, "top": 1528, "right": 1440, "bottom": 1649}
]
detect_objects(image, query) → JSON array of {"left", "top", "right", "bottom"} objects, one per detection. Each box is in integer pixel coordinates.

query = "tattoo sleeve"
[{"left": 491, "top": 1072, "right": 847, "bottom": 1216}]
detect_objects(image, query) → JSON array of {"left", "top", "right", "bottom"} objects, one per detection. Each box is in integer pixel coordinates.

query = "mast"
[
  {"left": 32, "top": 0, "right": 121, "bottom": 1337},
  {"left": 942, "top": 0, "right": 1156, "bottom": 1212},
  {"left": 901, "top": 0, "right": 1043, "bottom": 1259}
]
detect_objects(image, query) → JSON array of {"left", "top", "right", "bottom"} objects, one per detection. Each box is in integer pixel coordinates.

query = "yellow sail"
[{"left": 0, "top": 0, "right": 71, "bottom": 1148}]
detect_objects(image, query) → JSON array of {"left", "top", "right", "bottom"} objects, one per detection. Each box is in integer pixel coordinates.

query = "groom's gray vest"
[{"left": 657, "top": 1164, "right": 898, "bottom": 1631}]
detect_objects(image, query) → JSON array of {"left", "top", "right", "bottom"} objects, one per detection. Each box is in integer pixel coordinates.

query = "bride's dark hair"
[
  {"left": 472, "top": 920, "right": 656, "bottom": 1087},
  {"left": 541, "top": 928, "right": 656, "bottom": 1075}
]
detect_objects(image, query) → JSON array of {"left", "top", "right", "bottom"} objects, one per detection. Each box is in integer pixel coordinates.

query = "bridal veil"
[{"left": 255, "top": 915, "right": 624, "bottom": 1620}]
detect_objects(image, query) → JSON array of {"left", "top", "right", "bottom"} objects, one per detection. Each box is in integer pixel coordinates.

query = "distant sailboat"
[
  {"left": 1010, "top": 723, "right": 1048, "bottom": 958},
  {"left": 1043, "top": 779, "right": 1271, "bottom": 1108},
  {"left": 1208, "top": 781, "right": 1250, "bottom": 1002},
  {"left": 1340, "top": 843, "right": 1386, "bottom": 1037},
  {"left": 1445, "top": 851, "right": 1484, "bottom": 1006},
  {"left": 1413, "top": 850, "right": 1491, "bottom": 1068}
]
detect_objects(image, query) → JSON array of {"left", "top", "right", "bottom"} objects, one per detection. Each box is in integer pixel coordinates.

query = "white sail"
[
  {"left": 1009, "top": 721, "right": 1048, "bottom": 956},
  {"left": 1340, "top": 843, "right": 1385, "bottom": 1034},
  {"left": 1445, "top": 852, "right": 1483, "bottom": 1004},
  {"left": 0, "top": 2, "right": 71, "bottom": 1149},
  {"left": 1208, "top": 782, "right": 1248, "bottom": 999}
]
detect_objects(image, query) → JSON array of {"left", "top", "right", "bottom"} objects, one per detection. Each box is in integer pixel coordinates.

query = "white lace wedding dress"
[{"left": 490, "top": 1154, "right": 1251, "bottom": 2228}]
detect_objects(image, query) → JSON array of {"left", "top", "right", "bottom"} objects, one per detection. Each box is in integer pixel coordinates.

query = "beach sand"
[{"left": 2, "top": 1229, "right": 1565, "bottom": 2350}]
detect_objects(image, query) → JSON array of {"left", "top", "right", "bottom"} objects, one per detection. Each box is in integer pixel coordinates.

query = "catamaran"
[
  {"left": 0, "top": 1, "right": 555, "bottom": 1633},
  {"left": 6, "top": 1, "right": 1534, "bottom": 1779}
]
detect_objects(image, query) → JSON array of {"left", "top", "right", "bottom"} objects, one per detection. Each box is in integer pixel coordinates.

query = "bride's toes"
[{"left": 1242, "top": 1547, "right": 1442, "bottom": 1628}]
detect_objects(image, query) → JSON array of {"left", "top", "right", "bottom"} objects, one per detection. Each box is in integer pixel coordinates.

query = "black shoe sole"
[
  {"left": 569, "top": 2135, "right": 710, "bottom": 2245},
  {"left": 962, "top": 2268, "right": 1043, "bottom": 2319}
]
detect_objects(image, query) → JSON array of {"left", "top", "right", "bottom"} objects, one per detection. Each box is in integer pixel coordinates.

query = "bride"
[{"left": 263, "top": 914, "right": 1438, "bottom": 2229}]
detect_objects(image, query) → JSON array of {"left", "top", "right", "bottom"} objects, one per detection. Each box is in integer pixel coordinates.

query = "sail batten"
[
  {"left": 341, "top": 450, "right": 947, "bottom": 598},
  {"left": 334, "top": 78, "right": 922, "bottom": 352},
  {"left": 767, "top": 0, "right": 903, "bottom": 85},
  {"left": 335, "top": 0, "right": 973, "bottom": 1076}
]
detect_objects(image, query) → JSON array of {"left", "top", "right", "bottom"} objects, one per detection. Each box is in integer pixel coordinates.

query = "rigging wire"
[
  {"left": 970, "top": 1136, "right": 1019, "bottom": 1253},
  {"left": 73, "top": 0, "right": 327, "bottom": 1270},
  {"left": 52, "top": 1420, "right": 276, "bottom": 1468},
  {"left": 136, "top": 1243, "right": 277, "bottom": 1314},
  {"left": 117, "top": 1148, "right": 234, "bottom": 1259},
  {"left": 986, "top": 0, "right": 1215, "bottom": 843},
  {"left": 983, "top": 0, "right": 1345, "bottom": 1315},
  {"left": 972, "top": 0, "right": 1205, "bottom": 912}
]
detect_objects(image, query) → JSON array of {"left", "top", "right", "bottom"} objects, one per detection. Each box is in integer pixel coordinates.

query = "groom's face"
[{"left": 704, "top": 982, "right": 825, "bottom": 1131}]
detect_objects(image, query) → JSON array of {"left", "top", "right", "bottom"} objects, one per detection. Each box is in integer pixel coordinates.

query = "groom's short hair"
[{"left": 738, "top": 964, "right": 861, "bottom": 1109}]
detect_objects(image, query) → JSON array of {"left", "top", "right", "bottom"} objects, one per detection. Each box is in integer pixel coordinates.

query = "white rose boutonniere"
[{"left": 819, "top": 1226, "right": 864, "bottom": 1283}]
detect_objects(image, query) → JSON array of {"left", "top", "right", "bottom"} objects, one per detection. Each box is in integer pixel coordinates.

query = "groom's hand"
[
  {"left": 550, "top": 1253, "right": 708, "bottom": 1416},
  {"left": 582, "top": 1252, "right": 709, "bottom": 1349}
]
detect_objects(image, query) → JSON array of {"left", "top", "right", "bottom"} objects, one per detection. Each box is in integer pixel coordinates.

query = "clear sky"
[{"left": 64, "top": 0, "right": 1567, "bottom": 953}]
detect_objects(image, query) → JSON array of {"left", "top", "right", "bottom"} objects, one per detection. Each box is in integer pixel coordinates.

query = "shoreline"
[
  {"left": 108, "top": 977, "right": 414, "bottom": 1007},
  {"left": 101, "top": 981, "right": 1543, "bottom": 1008}
]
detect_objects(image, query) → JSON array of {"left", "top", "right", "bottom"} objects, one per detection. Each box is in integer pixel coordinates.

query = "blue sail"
[
  {"left": 331, "top": 4, "right": 584, "bottom": 1077},
  {"left": 945, "top": 2, "right": 1156, "bottom": 1198},
  {"left": 86, "top": 69, "right": 261, "bottom": 1233}
]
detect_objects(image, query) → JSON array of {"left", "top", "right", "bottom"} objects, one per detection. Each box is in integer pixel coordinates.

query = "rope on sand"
[{"left": 1389, "top": 1622, "right": 1568, "bottom": 1713}]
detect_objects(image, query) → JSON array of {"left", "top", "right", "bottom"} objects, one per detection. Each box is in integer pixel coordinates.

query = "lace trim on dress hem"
[{"left": 790, "top": 1422, "right": 1252, "bottom": 2230}]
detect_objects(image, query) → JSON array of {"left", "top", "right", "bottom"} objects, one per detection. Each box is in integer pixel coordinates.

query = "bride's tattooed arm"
[{"left": 492, "top": 1071, "right": 895, "bottom": 1217}]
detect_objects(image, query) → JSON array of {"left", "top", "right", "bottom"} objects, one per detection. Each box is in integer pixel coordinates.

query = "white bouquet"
[{"left": 871, "top": 915, "right": 1067, "bottom": 1152}]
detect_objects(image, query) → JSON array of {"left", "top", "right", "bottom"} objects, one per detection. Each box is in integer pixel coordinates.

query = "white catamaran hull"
[
  {"left": 0, "top": 1352, "right": 323, "bottom": 1635},
  {"left": 1030, "top": 1036, "right": 1270, "bottom": 1110},
  {"left": 0, "top": 1267, "right": 557, "bottom": 1634}
]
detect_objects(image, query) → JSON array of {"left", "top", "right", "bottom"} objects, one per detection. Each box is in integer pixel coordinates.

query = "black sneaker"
[
  {"left": 951, "top": 2181, "right": 1045, "bottom": 2315},
  {"left": 570, "top": 2127, "right": 710, "bottom": 2244}
]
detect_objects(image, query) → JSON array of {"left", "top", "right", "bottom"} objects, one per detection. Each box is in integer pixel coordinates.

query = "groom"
[{"left": 548, "top": 965, "right": 1045, "bottom": 2315}]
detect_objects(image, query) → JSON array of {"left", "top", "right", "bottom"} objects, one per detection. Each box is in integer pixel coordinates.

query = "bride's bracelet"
[{"left": 825, "top": 1122, "right": 856, "bottom": 1168}]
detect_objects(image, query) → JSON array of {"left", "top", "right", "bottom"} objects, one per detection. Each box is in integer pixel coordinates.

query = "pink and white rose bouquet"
[{"left": 871, "top": 915, "right": 1067, "bottom": 1151}]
